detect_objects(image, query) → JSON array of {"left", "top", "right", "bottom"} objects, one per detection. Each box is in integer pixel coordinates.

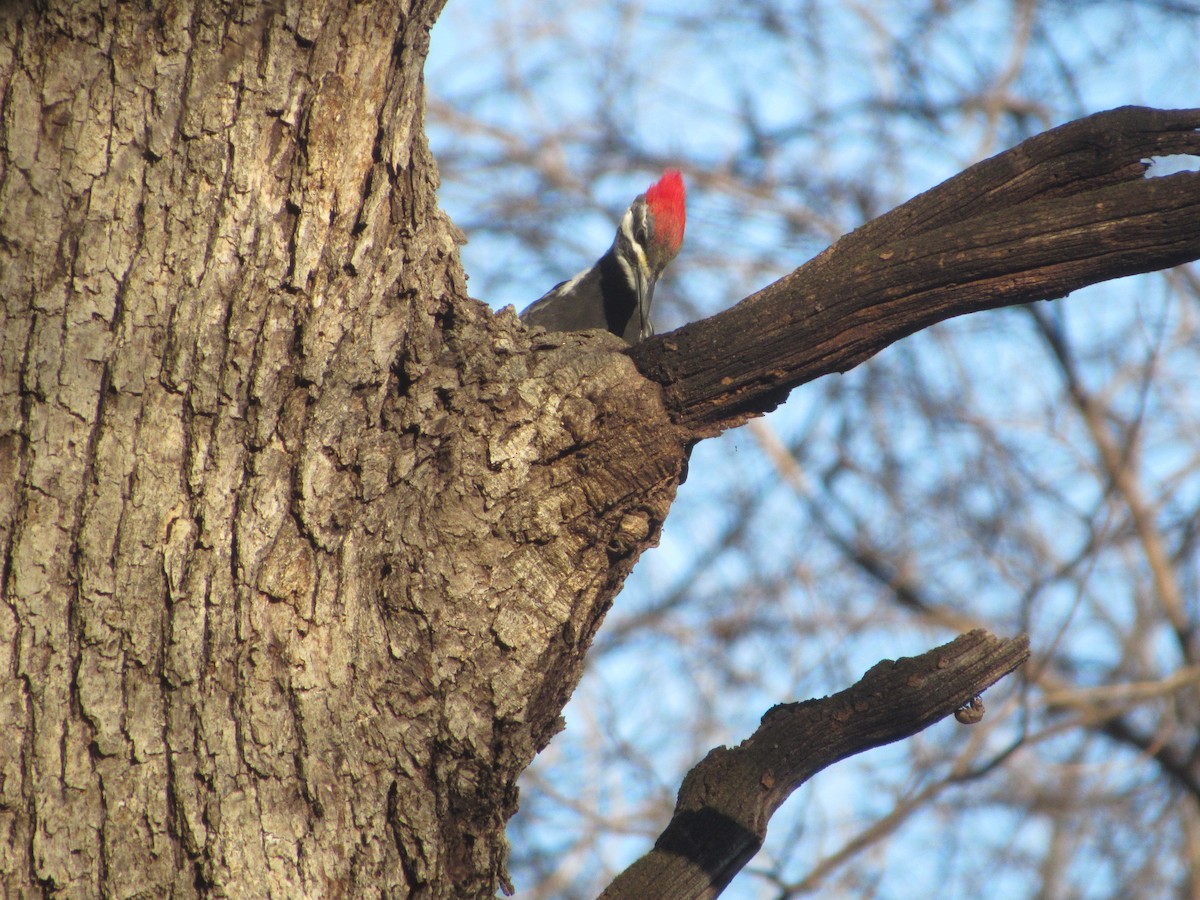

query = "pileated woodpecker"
[{"left": 520, "top": 170, "right": 686, "bottom": 344}]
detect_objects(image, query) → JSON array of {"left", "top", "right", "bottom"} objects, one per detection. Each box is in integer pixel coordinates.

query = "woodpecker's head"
[{"left": 614, "top": 170, "right": 686, "bottom": 341}]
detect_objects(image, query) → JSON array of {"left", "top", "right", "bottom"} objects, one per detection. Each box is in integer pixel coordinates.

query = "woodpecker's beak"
[{"left": 635, "top": 262, "right": 655, "bottom": 342}]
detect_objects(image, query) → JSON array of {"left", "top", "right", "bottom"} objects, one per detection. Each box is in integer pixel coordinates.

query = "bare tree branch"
[
  {"left": 631, "top": 106, "right": 1200, "bottom": 436},
  {"left": 600, "top": 630, "right": 1031, "bottom": 900}
]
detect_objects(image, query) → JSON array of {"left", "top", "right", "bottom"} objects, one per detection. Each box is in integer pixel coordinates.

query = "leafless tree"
[{"left": 2, "top": 1, "right": 1198, "bottom": 898}]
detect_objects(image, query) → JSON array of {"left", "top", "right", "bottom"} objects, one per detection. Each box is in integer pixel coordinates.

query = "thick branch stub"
[
  {"left": 630, "top": 106, "right": 1200, "bottom": 437},
  {"left": 601, "top": 630, "right": 1030, "bottom": 900}
]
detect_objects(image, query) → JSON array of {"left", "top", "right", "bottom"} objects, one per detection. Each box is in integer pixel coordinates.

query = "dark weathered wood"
[
  {"left": 600, "top": 630, "right": 1031, "bottom": 900},
  {"left": 631, "top": 107, "right": 1200, "bottom": 436}
]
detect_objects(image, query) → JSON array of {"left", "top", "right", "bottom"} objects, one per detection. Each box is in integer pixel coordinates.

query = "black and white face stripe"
[
  {"left": 612, "top": 196, "right": 657, "bottom": 340},
  {"left": 614, "top": 196, "right": 652, "bottom": 295}
]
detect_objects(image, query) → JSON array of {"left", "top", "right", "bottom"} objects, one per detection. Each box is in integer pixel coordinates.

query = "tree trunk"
[{"left": 2, "top": 1, "right": 653, "bottom": 895}]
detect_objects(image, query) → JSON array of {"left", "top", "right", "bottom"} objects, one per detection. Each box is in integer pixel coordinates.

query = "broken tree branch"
[
  {"left": 600, "top": 630, "right": 1031, "bottom": 900},
  {"left": 631, "top": 106, "right": 1200, "bottom": 436}
]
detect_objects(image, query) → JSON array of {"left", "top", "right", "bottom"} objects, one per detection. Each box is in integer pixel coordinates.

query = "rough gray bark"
[
  {"left": 2, "top": 3, "right": 1199, "bottom": 899},
  {"left": 0, "top": 0, "right": 531, "bottom": 895}
]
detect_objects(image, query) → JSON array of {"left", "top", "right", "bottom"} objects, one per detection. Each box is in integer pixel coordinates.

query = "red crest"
[{"left": 645, "top": 170, "right": 686, "bottom": 254}]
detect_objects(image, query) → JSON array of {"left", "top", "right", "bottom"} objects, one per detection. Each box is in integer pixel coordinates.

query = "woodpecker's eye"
[{"left": 635, "top": 225, "right": 648, "bottom": 245}]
